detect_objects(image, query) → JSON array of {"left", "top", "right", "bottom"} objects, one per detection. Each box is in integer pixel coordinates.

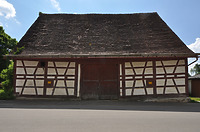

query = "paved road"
[{"left": 0, "top": 100, "right": 199, "bottom": 132}]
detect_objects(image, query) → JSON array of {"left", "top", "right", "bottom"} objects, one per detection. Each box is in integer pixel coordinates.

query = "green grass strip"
[{"left": 190, "top": 97, "right": 200, "bottom": 103}]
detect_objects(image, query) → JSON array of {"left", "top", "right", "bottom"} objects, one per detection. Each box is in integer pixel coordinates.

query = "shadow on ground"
[{"left": 0, "top": 99, "right": 199, "bottom": 112}]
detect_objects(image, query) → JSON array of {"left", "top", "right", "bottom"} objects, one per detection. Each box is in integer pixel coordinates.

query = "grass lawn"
[{"left": 190, "top": 97, "right": 200, "bottom": 103}]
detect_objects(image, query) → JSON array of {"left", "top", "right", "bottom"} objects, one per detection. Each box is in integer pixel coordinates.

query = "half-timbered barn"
[{"left": 9, "top": 12, "right": 198, "bottom": 99}]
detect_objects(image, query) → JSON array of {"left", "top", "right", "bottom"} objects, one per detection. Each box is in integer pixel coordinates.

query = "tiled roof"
[{"left": 14, "top": 12, "right": 195, "bottom": 57}]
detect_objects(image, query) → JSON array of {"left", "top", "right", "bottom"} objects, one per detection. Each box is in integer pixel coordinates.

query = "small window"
[
  {"left": 46, "top": 79, "right": 54, "bottom": 87},
  {"left": 146, "top": 79, "right": 154, "bottom": 88},
  {"left": 39, "top": 61, "right": 46, "bottom": 67}
]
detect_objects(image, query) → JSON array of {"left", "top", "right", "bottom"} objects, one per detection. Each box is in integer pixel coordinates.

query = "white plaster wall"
[
  {"left": 48, "top": 68, "right": 56, "bottom": 75},
  {"left": 66, "top": 69, "right": 75, "bottom": 75},
  {"left": 155, "top": 59, "right": 186, "bottom": 94},
  {"left": 132, "top": 62, "right": 145, "bottom": 67},
  {"left": 120, "top": 64, "right": 122, "bottom": 75},
  {"left": 175, "top": 78, "right": 185, "bottom": 85},
  {"left": 156, "top": 79, "right": 165, "bottom": 86},
  {"left": 133, "top": 88, "right": 145, "bottom": 95},
  {"left": 46, "top": 88, "right": 53, "bottom": 95},
  {"left": 26, "top": 80, "right": 34, "bottom": 86},
  {"left": 175, "top": 66, "right": 185, "bottom": 73},
  {"left": 165, "top": 87, "right": 178, "bottom": 94},
  {"left": 126, "top": 89, "right": 132, "bottom": 96},
  {"left": 178, "top": 87, "right": 186, "bottom": 93},
  {"left": 146, "top": 88, "right": 154, "bottom": 94},
  {"left": 68, "top": 89, "right": 75, "bottom": 95},
  {"left": 124, "top": 61, "right": 154, "bottom": 96},
  {"left": 67, "top": 81, "right": 75, "bottom": 87},
  {"left": 165, "top": 67, "right": 174, "bottom": 73},
  {"left": 24, "top": 61, "right": 38, "bottom": 66},
  {"left": 144, "top": 68, "right": 153, "bottom": 74},
  {"left": 162, "top": 60, "right": 177, "bottom": 65},
  {"left": 35, "top": 80, "right": 44, "bottom": 86},
  {"left": 16, "top": 60, "right": 40, "bottom": 95},
  {"left": 46, "top": 61, "right": 77, "bottom": 96},
  {"left": 35, "top": 68, "right": 44, "bottom": 74},
  {"left": 37, "top": 88, "right": 43, "bottom": 95},
  {"left": 125, "top": 62, "right": 131, "bottom": 67},
  {"left": 125, "top": 81, "right": 133, "bottom": 87},
  {"left": 156, "top": 68, "right": 165, "bottom": 74},
  {"left": 16, "top": 88, "right": 22, "bottom": 93},
  {"left": 16, "top": 80, "right": 25, "bottom": 86},
  {"left": 16, "top": 68, "right": 25, "bottom": 74},
  {"left": 77, "top": 64, "right": 81, "bottom": 97},
  {"left": 16, "top": 60, "right": 23, "bottom": 66},
  {"left": 123, "top": 59, "right": 186, "bottom": 96},
  {"left": 56, "top": 80, "right": 64, "bottom": 87},
  {"left": 125, "top": 69, "right": 133, "bottom": 75},
  {"left": 53, "top": 88, "right": 74, "bottom": 95},
  {"left": 135, "top": 69, "right": 143, "bottom": 74},
  {"left": 26, "top": 68, "right": 35, "bottom": 74},
  {"left": 55, "top": 62, "right": 68, "bottom": 67},
  {"left": 120, "top": 89, "right": 122, "bottom": 96},
  {"left": 53, "top": 88, "right": 66, "bottom": 95},
  {"left": 157, "top": 88, "right": 164, "bottom": 94},
  {"left": 23, "top": 88, "right": 36, "bottom": 94},
  {"left": 57, "top": 69, "right": 66, "bottom": 75}
]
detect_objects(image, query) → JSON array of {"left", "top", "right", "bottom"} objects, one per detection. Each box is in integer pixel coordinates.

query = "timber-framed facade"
[
  {"left": 8, "top": 12, "right": 198, "bottom": 99},
  {"left": 13, "top": 57, "right": 189, "bottom": 99}
]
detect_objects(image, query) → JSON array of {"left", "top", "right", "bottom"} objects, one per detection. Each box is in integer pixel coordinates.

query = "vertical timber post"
[
  {"left": 122, "top": 62, "right": 126, "bottom": 97},
  {"left": 43, "top": 60, "right": 48, "bottom": 96},
  {"left": 13, "top": 59, "right": 17, "bottom": 94},
  {"left": 185, "top": 58, "right": 189, "bottom": 96},
  {"left": 153, "top": 60, "right": 157, "bottom": 96},
  {"left": 74, "top": 62, "right": 78, "bottom": 97}
]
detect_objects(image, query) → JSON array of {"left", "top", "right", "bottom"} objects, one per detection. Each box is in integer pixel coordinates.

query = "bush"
[{"left": 0, "top": 61, "right": 15, "bottom": 99}]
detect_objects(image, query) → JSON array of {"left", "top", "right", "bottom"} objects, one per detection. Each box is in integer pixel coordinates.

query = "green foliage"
[
  {"left": 0, "top": 26, "right": 18, "bottom": 82},
  {"left": 0, "top": 61, "right": 15, "bottom": 99},
  {"left": 190, "top": 64, "right": 200, "bottom": 75},
  {"left": 0, "top": 89, "right": 4, "bottom": 94},
  {"left": 14, "top": 46, "right": 24, "bottom": 55},
  {"left": 39, "top": 12, "right": 43, "bottom": 16}
]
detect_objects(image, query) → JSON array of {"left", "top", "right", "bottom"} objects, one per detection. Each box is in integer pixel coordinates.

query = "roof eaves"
[{"left": 4, "top": 53, "right": 199, "bottom": 59}]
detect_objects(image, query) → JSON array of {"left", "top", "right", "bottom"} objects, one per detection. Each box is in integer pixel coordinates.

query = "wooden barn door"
[{"left": 81, "top": 63, "right": 119, "bottom": 100}]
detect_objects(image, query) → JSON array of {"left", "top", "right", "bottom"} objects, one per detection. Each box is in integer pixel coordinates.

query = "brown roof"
[
  {"left": 12, "top": 12, "right": 196, "bottom": 58},
  {"left": 189, "top": 74, "right": 200, "bottom": 79}
]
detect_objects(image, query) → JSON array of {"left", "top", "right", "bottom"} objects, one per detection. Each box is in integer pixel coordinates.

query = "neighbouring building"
[
  {"left": 189, "top": 74, "right": 200, "bottom": 97},
  {"left": 7, "top": 12, "right": 198, "bottom": 99}
]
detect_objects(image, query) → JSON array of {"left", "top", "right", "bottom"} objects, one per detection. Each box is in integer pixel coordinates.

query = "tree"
[
  {"left": 0, "top": 62, "right": 15, "bottom": 99},
  {"left": 190, "top": 63, "right": 200, "bottom": 75},
  {"left": 0, "top": 26, "right": 17, "bottom": 82}
]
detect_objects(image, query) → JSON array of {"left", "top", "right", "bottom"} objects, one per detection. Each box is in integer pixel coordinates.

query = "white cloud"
[
  {"left": 0, "top": 22, "right": 3, "bottom": 26},
  {"left": 187, "top": 38, "right": 200, "bottom": 53},
  {"left": 187, "top": 38, "right": 200, "bottom": 75},
  {"left": 188, "top": 58, "right": 198, "bottom": 75},
  {"left": 50, "top": 0, "right": 61, "bottom": 12},
  {"left": 0, "top": 0, "right": 16, "bottom": 19},
  {"left": 14, "top": 18, "right": 20, "bottom": 25}
]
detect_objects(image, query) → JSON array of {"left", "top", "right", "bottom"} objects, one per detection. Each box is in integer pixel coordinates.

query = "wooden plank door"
[
  {"left": 81, "top": 63, "right": 119, "bottom": 100},
  {"left": 99, "top": 64, "right": 118, "bottom": 99},
  {"left": 81, "top": 64, "right": 100, "bottom": 99}
]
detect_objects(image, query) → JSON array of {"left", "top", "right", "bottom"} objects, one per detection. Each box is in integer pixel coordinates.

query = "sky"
[{"left": 0, "top": 0, "right": 200, "bottom": 73}]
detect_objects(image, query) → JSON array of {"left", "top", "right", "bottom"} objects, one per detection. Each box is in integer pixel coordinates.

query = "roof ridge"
[{"left": 39, "top": 12, "right": 158, "bottom": 16}]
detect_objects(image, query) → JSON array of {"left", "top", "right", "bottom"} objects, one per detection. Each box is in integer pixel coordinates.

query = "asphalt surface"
[{"left": 0, "top": 99, "right": 200, "bottom": 132}]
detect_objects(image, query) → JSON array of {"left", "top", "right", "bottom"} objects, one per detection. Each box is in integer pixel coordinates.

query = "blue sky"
[{"left": 0, "top": 0, "right": 200, "bottom": 72}]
